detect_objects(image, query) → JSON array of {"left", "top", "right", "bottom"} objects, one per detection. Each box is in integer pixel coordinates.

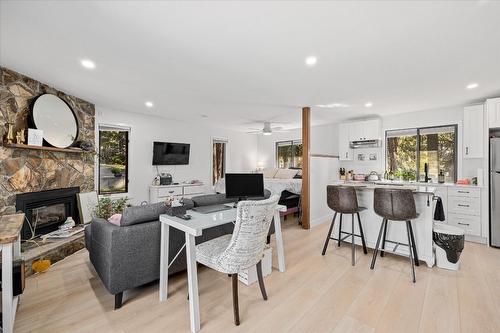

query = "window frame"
[
  {"left": 385, "top": 124, "right": 458, "bottom": 183},
  {"left": 97, "top": 125, "right": 130, "bottom": 195},
  {"left": 275, "top": 139, "right": 302, "bottom": 169}
]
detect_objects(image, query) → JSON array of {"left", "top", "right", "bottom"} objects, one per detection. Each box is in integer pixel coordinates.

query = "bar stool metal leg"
[
  {"left": 356, "top": 212, "right": 368, "bottom": 254},
  {"left": 380, "top": 218, "right": 388, "bottom": 257},
  {"left": 337, "top": 214, "right": 343, "bottom": 247},
  {"left": 351, "top": 214, "right": 355, "bottom": 266},
  {"left": 407, "top": 220, "right": 420, "bottom": 266},
  {"left": 321, "top": 212, "right": 337, "bottom": 255},
  {"left": 405, "top": 220, "right": 416, "bottom": 283},
  {"left": 371, "top": 218, "right": 386, "bottom": 269}
]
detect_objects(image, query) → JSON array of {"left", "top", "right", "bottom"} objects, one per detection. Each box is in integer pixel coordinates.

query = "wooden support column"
[{"left": 301, "top": 107, "right": 311, "bottom": 229}]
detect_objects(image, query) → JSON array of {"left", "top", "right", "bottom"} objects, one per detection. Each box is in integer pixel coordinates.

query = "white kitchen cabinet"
[
  {"left": 447, "top": 187, "right": 481, "bottom": 237},
  {"left": 338, "top": 123, "right": 353, "bottom": 160},
  {"left": 463, "top": 104, "right": 484, "bottom": 158},
  {"left": 363, "top": 119, "right": 382, "bottom": 140},
  {"left": 347, "top": 119, "right": 381, "bottom": 141},
  {"left": 487, "top": 97, "right": 500, "bottom": 128}
]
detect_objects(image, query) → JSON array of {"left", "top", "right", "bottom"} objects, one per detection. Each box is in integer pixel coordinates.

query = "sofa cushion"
[
  {"left": 191, "top": 193, "right": 235, "bottom": 207},
  {"left": 121, "top": 202, "right": 167, "bottom": 226}
]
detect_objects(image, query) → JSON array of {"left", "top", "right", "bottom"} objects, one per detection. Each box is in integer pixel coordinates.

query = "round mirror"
[{"left": 31, "top": 94, "right": 78, "bottom": 148}]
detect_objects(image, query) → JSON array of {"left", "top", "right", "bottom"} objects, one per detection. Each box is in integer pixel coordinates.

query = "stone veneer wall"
[{"left": 0, "top": 67, "right": 95, "bottom": 216}]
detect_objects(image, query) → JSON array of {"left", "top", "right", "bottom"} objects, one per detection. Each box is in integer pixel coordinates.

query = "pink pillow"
[{"left": 108, "top": 214, "right": 122, "bottom": 226}]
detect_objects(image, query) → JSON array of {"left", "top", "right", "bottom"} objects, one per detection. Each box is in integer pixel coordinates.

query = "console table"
[
  {"left": 0, "top": 213, "right": 24, "bottom": 333},
  {"left": 149, "top": 183, "right": 205, "bottom": 203},
  {"left": 159, "top": 204, "right": 286, "bottom": 333}
]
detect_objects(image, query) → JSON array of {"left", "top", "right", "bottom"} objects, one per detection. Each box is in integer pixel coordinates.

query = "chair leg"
[
  {"left": 370, "top": 218, "right": 386, "bottom": 270},
  {"left": 232, "top": 274, "right": 240, "bottom": 325},
  {"left": 321, "top": 212, "right": 337, "bottom": 255},
  {"left": 351, "top": 214, "right": 356, "bottom": 266},
  {"left": 408, "top": 220, "right": 420, "bottom": 266},
  {"left": 256, "top": 260, "right": 268, "bottom": 300},
  {"left": 356, "top": 212, "right": 368, "bottom": 254},
  {"left": 380, "top": 218, "right": 388, "bottom": 257},
  {"left": 337, "top": 214, "right": 343, "bottom": 247},
  {"left": 114, "top": 292, "right": 123, "bottom": 310},
  {"left": 405, "top": 221, "right": 416, "bottom": 283}
]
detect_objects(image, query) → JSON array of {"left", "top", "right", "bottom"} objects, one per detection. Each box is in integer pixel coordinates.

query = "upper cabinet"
[
  {"left": 338, "top": 123, "right": 353, "bottom": 161},
  {"left": 463, "top": 104, "right": 484, "bottom": 159},
  {"left": 347, "top": 119, "right": 382, "bottom": 141},
  {"left": 487, "top": 97, "right": 500, "bottom": 129}
]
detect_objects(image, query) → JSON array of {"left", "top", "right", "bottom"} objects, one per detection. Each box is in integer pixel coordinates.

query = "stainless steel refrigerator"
[{"left": 490, "top": 137, "right": 500, "bottom": 247}]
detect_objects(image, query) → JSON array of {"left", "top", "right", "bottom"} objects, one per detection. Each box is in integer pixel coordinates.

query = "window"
[
  {"left": 386, "top": 125, "right": 457, "bottom": 183},
  {"left": 276, "top": 140, "right": 302, "bottom": 168},
  {"left": 98, "top": 125, "right": 129, "bottom": 194}
]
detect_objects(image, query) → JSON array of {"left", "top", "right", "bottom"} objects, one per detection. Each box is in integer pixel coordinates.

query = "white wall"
[
  {"left": 309, "top": 123, "right": 339, "bottom": 227},
  {"left": 96, "top": 107, "right": 258, "bottom": 204}
]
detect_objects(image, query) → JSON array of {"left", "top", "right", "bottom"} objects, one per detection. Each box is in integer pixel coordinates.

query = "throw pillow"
[
  {"left": 274, "top": 168, "right": 298, "bottom": 179},
  {"left": 108, "top": 214, "right": 122, "bottom": 226},
  {"left": 262, "top": 168, "right": 278, "bottom": 178}
]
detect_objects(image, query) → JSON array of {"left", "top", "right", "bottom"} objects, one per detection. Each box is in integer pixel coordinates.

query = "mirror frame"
[{"left": 29, "top": 93, "right": 79, "bottom": 148}]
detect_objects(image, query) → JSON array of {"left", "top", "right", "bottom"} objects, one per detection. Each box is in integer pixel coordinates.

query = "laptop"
[{"left": 192, "top": 204, "right": 232, "bottom": 214}]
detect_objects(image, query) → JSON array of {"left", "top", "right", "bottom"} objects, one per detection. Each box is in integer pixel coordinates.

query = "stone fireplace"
[
  {"left": 1, "top": 67, "right": 95, "bottom": 276},
  {"left": 0, "top": 67, "right": 95, "bottom": 216},
  {"left": 16, "top": 187, "right": 80, "bottom": 240}
]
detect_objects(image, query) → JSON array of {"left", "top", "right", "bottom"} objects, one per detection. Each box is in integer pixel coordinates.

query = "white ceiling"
[{"left": 1, "top": 1, "right": 500, "bottom": 131}]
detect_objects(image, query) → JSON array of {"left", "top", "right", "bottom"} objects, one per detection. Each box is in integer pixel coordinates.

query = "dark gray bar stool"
[
  {"left": 322, "top": 185, "right": 368, "bottom": 266},
  {"left": 370, "top": 188, "right": 420, "bottom": 283}
]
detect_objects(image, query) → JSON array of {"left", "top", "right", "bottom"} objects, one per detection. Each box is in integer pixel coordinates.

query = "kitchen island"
[{"left": 329, "top": 181, "right": 437, "bottom": 267}]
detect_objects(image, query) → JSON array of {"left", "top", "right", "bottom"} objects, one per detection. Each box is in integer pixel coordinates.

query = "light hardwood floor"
[{"left": 15, "top": 219, "right": 500, "bottom": 333}]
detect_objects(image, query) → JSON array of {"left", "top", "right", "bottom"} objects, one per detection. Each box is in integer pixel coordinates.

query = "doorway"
[{"left": 212, "top": 139, "right": 227, "bottom": 185}]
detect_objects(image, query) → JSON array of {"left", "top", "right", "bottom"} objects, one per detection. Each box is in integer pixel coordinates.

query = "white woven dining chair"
[{"left": 195, "top": 195, "right": 280, "bottom": 325}]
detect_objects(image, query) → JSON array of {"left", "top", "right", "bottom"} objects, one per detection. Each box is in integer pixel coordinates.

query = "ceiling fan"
[{"left": 246, "top": 122, "right": 289, "bottom": 136}]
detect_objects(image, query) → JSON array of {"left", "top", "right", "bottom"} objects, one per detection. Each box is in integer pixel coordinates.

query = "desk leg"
[
  {"left": 2, "top": 243, "right": 14, "bottom": 333},
  {"left": 159, "top": 223, "right": 169, "bottom": 301},
  {"left": 185, "top": 233, "right": 201, "bottom": 332},
  {"left": 273, "top": 211, "right": 286, "bottom": 273}
]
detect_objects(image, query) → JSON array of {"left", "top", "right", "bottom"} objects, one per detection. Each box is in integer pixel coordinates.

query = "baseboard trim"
[{"left": 310, "top": 214, "right": 334, "bottom": 228}]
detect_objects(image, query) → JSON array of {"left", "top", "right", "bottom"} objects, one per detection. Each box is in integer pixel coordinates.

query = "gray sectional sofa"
[{"left": 85, "top": 191, "right": 272, "bottom": 309}]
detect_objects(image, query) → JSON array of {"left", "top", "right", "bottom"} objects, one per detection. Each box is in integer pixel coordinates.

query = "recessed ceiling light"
[
  {"left": 466, "top": 83, "right": 479, "bottom": 89},
  {"left": 364, "top": 102, "right": 373, "bottom": 108},
  {"left": 315, "top": 103, "right": 349, "bottom": 108},
  {"left": 305, "top": 56, "right": 317, "bottom": 67},
  {"left": 80, "top": 59, "right": 96, "bottom": 69},
  {"left": 145, "top": 101, "right": 154, "bottom": 108}
]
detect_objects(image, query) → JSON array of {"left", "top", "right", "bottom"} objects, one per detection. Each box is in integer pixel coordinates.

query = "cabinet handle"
[
  {"left": 458, "top": 222, "right": 470, "bottom": 226},
  {"left": 457, "top": 204, "right": 470, "bottom": 207},
  {"left": 345, "top": 152, "right": 348, "bottom": 158},
  {"left": 466, "top": 147, "right": 469, "bottom": 155},
  {"left": 457, "top": 190, "right": 469, "bottom": 194}
]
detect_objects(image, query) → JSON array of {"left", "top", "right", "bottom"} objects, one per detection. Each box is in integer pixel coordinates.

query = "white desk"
[{"left": 159, "top": 204, "right": 286, "bottom": 333}]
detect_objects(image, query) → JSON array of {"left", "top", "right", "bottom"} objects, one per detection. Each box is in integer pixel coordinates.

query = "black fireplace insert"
[{"left": 16, "top": 187, "right": 80, "bottom": 240}]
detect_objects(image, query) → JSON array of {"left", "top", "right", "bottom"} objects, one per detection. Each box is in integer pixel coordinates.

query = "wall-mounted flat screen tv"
[{"left": 152, "top": 141, "right": 190, "bottom": 165}]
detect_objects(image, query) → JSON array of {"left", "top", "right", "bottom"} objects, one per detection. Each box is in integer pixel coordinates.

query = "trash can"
[{"left": 433, "top": 222, "right": 464, "bottom": 270}]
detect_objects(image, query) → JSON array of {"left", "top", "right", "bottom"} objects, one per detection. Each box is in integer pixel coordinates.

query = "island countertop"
[{"left": 330, "top": 180, "right": 437, "bottom": 195}]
